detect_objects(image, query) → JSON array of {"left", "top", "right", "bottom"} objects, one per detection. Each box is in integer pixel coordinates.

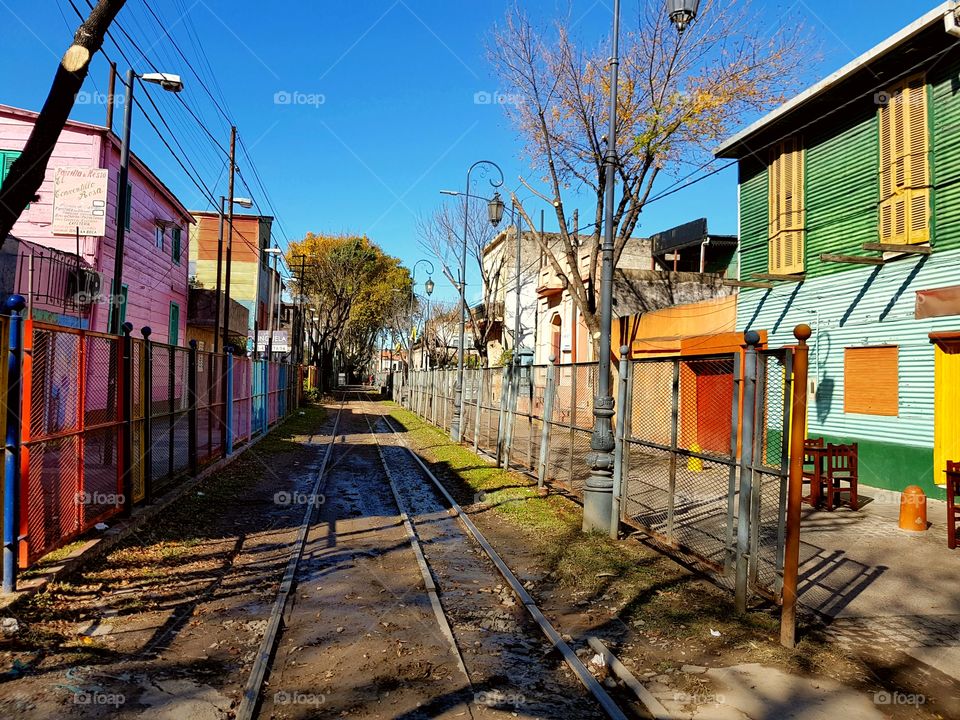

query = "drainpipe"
[{"left": 699, "top": 236, "right": 711, "bottom": 273}]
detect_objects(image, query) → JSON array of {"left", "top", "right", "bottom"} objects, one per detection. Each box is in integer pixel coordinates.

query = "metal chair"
[{"left": 825, "top": 443, "right": 858, "bottom": 511}]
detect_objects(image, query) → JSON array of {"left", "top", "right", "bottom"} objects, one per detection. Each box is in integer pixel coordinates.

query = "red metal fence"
[{"left": 15, "top": 320, "right": 305, "bottom": 567}]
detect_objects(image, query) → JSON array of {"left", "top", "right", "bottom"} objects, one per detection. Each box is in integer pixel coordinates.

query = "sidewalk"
[{"left": 797, "top": 484, "right": 960, "bottom": 681}]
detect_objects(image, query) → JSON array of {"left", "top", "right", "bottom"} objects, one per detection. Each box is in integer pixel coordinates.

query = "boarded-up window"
[
  {"left": 844, "top": 346, "right": 899, "bottom": 416},
  {"left": 768, "top": 137, "right": 805, "bottom": 274},
  {"left": 879, "top": 74, "right": 930, "bottom": 245}
]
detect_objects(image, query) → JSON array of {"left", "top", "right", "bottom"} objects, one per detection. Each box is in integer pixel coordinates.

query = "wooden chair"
[
  {"left": 801, "top": 437, "right": 826, "bottom": 506},
  {"left": 947, "top": 461, "right": 960, "bottom": 550},
  {"left": 825, "top": 443, "right": 858, "bottom": 511}
]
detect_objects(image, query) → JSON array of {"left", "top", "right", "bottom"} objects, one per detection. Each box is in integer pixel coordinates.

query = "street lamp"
[
  {"left": 214, "top": 195, "right": 254, "bottom": 354},
  {"left": 583, "top": 0, "right": 700, "bottom": 533},
  {"left": 668, "top": 0, "right": 700, "bottom": 33},
  {"left": 423, "top": 276, "right": 435, "bottom": 370},
  {"left": 109, "top": 69, "right": 184, "bottom": 335},
  {"left": 407, "top": 259, "right": 435, "bottom": 376},
  {"left": 441, "top": 160, "right": 504, "bottom": 442}
]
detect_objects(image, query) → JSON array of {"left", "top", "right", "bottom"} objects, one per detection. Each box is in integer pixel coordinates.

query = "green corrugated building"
[{"left": 717, "top": 3, "right": 960, "bottom": 499}]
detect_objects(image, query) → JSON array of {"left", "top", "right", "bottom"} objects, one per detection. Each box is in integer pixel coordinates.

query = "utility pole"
[{"left": 221, "top": 126, "right": 237, "bottom": 352}]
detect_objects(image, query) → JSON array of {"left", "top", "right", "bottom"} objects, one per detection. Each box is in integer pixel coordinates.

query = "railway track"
[{"left": 235, "top": 390, "right": 636, "bottom": 720}]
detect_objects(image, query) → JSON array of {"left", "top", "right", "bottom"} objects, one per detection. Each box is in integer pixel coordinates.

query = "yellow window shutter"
[
  {"left": 767, "top": 138, "right": 805, "bottom": 274},
  {"left": 879, "top": 96, "right": 893, "bottom": 202},
  {"left": 908, "top": 188, "right": 931, "bottom": 244},
  {"left": 904, "top": 76, "right": 929, "bottom": 190}
]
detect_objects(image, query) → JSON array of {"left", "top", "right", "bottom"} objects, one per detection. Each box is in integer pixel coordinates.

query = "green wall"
[
  {"left": 736, "top": 57, "right": 960, "bottom": 275},
  {"left": 738, "top": 157, "right": 767, "bottom": 278}
]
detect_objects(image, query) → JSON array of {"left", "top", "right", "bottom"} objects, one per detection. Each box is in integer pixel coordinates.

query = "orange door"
[{"left": 695, "top": 364, "right": 733, "bottom": 454}]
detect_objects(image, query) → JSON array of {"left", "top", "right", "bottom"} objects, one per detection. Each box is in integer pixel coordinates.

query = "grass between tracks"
[{"left": 384, "top": 403, "right": 874, "bottom": 687}]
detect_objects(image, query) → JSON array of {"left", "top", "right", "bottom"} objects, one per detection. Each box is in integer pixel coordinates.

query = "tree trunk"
[{"left": 0, "top": 0, "right": 127, "bottom": 241}]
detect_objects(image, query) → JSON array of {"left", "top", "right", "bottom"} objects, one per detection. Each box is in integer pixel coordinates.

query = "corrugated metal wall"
[
  {"left": 931, "top": 56, "right": 960, "bottom": 251},
  {"left": 804, "top": 108, "right": 877, "bottom": 276},
  {"left": 738, "top": 247, "right": 960, "bottom": 449},
  {"left": 738, "top": 158, "right": 768, "bottom": 279}
]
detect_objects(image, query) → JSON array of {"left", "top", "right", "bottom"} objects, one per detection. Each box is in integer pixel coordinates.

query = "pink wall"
[{"left": 0, "top": 107, "right": 192, "bottom": 344}]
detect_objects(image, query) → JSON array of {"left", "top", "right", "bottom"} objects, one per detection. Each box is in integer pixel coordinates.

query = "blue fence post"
[
  {"left": 2, "top": 295, "right": 25, "bottom": 594},
  {"left": 225, "top": 349, "right": 234, "bottom": 455}
]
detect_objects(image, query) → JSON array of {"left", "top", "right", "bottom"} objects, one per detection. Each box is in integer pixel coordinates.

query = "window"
[
  {"left": 844, "top": 346, "right": 899, "bottom": 416},
  {"left": 0, "top": 150, "right": 20, "bottom": 184},
  {"left": 171, "top": 227, "right": 182, "bottom": 264},
  {"left": 168, "top": 302, "right": 180, "bottom": 345},
  {"left": 155, "top": 224, "right": 165, "bottom": 250},
  {"left": 767, "top": 137, "right": 805, "bottom": 274},
  {"left": 107, "top": 280, "right": 128, "bottom": 334},
  {"left": 879, "top": 74, "right": 930, "bottom": 245}
]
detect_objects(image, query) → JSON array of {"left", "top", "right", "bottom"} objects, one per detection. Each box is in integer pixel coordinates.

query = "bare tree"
[
  {"left": 417, "top": 199, "right": 502, "bottom": 366},
  {"left": 489, "top": 0, "right": 806, "bottom": 352},
  {"left": 0, "top": 0, "right": 127, "bottom": 240}
]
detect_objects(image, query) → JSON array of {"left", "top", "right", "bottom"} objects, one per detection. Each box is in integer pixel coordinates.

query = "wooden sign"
[{"left": 52, "top": 167, "right": 109, "bottom": 236}]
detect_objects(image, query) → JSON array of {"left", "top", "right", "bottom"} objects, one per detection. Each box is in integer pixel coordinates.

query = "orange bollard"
[{"left": 899, "top": 485, "right": 928, "bottom": 532}]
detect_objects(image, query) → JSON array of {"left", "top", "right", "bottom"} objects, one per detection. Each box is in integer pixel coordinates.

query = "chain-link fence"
[
  {"left": 395, "top": 345, "right": 792, "bottom": 602},
  {"left": 14, "top": 320, "right": 305, "bottom": 568}
]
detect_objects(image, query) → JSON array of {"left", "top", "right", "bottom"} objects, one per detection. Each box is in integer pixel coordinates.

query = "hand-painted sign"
[{"left": 52, "top": 167, "right": 109, "bottom": 236}]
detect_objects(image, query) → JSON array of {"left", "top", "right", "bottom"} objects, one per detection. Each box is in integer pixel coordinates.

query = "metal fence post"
[
  {"left": 538, "top": 356, "right": 557, "bottom": 488},
  {"left": 473, "top": 369, "right": 484, "bottom": 453},
  {"left": 2, "top": 295, "right": 25, "bottom": 593},
  {"left": 188, "top": 340, "right": 199, "bottom": 476},
  {"left": 120, "top": 322, "right": 134, "bottom": 517},
  {"left": 168, "top": 345, "right": 175, "bottom": 481},
  {"left": 611, "top": 347, "right": 630, "bottom": 540},
  {"left": 502, "top": 362, "right": 518, "bottom": 468},
  {"left": 496, "top": 364, "right": 510, "bottom": 467},
  {"left": 666, "top": 359, "right": 680, "bottom": 543},
  {"left": 140, "top": 327, "right": 153, "bottom": 504},
  {"left": 225, "top": 349, "right": 235, "bottom": 456},
  {"left": 781, "top": 325, "right": 811, "bottom": 648},
  {"left": 726, "top": 352, "right": 742, "bottom": 576},
  {"left": 736, "top": 330, "right": 761, "bottom": 612}
]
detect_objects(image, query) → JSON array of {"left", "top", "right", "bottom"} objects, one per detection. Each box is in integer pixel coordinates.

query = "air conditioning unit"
[{"left": 68, "top": 267, "right": 102, "bottom": 305}]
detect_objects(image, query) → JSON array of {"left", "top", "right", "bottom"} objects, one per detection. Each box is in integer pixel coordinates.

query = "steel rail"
[
  {"left": 356, "top": 393, "right": 475, "bottom": 718},
  {"left": 234, "top": 396, "right": 346, "bottom": 720},
  {"left": 368, "top": 398, "right": 629, "bottom": 720}
]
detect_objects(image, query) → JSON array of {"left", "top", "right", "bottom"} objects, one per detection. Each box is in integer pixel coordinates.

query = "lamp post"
[
  {"left": 407, "top": 259, "right": 435, "bottom": 375},
  {"left": 109, "top": 70, "right": 184, "bottom": 335},
  {"left": 423, "top": 276, "right": 435, "bottom": 369},
  {"left": 213, "top": 195, "right": 253, "bottom": 354},
  {"left": 441, "top": 162, "right": 505, "bottom": 442},
  {"left": 583, "top": 0, "right": 699, "bottom": 532}
]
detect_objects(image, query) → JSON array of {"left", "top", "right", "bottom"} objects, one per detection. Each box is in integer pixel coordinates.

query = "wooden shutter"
[
  {"left": 0, "top": 151, "right": 18, "bottom": 184},
  {"left": 767, "top": 137, "right": 805, "bottom": 274},
  {"left": 879, "top": 75, "right": 929, "bottom": 244},
  {"left": 844, "top": 346, "right": 899, "bottom": 416},
  {"left": 172, "top": 228, "right": 182, "bottom": 263}
]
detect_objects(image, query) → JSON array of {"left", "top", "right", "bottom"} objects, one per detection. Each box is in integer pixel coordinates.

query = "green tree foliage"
[{"left": 287, "top": 233, "right": 409, "bottom": 385}]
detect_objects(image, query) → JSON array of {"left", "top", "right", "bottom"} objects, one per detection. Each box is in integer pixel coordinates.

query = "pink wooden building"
[{"left": 0, "top": 104, "right": 194, "bottom": 344}]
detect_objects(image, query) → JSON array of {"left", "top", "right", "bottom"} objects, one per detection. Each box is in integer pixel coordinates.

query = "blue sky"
[{"left": 0, "top": 0, "right": 943, "bottom": 303}]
